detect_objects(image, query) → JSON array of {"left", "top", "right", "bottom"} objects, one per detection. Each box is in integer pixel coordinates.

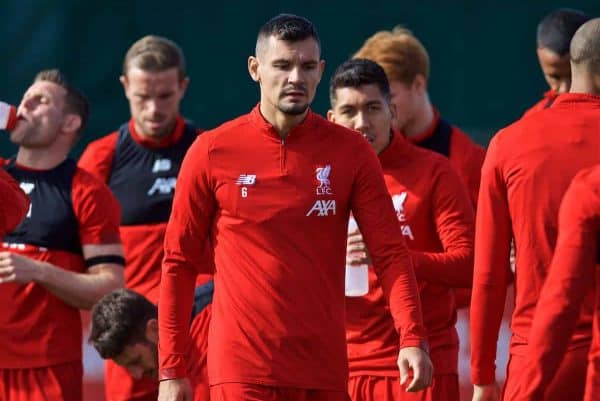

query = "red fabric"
[
  {"left": 0, "top": 361, "right": 82, "bottom": 401},
  {"left": 348, "top": 374, "right": 459, "bottom": 401},
  {"left": 105, "top": 361, "right": 158, "bottom": 401},
  {"left": 405, "top": 110, "right": 486, "bottom": 209},
  {"left": 469, "top": 93, "right": 600, "bottom": 385},
  {"left": 522, "top": 90, "right": 558, "bottom": 118},
  {"left": 159, "top": 105, "right": 425, "bottom": 391},
  {"left": 0, "top": 167, "right": 29, "bottom": 236},
  {"left": 505, "top": 348, "right": 588, "bottom": 401},
  {"left": 0, "top": 167, "right": 121, "bottom": 368},
  {"left": 515, "top": 165, "right": 600, "bottom": 401},
  {"left": 210, "top": 383, "right": 350, "bottom": 401},
  {"left": 187, "top": 304, "right": 211, "bottom": 401},
  {"left": 346, "top": 133, "right": 473, "bottom": 377}
]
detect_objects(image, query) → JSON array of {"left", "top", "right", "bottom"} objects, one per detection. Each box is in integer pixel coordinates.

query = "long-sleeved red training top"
[
  {"left": 515, "top": 165, "right": 600, "bottom": 401},
  {"left": 0, "top": 168, "right": 29, "bottom": 236},
  {"left": 346, "top": 132, "right": 474, "bottom": 377},
  {"left": 470, "top": 93, "right": 600, "bottom": 385},
  {"left": 522, "top": 90, "right": 558, "bottom": 118},
  {"left": 159, "top": 105, "right": 427, "bottom": 391}
]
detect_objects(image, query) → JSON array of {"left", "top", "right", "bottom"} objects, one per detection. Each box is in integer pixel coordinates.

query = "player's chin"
[{"left": 278, "top": 101, "right": 309, "bottom": 116}]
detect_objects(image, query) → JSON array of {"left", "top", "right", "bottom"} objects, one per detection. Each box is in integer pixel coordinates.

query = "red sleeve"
[
  {"left": 77, "top": 133, "right": 118, "bottom": 182},
  {"left": 159, "top": 136, "right": 215, "bottom": 380},
  {"left": 351, "top": 140, "right": 427, "bottom": 349},
  {"left": 71, "top": 168, "right": 121, "bottom": 245},
  {"left": 517, "top": 169, "right": 599, "bottom": 400},
  {"left": 470, "top": 134, "right": 513, "bottom": 385},
  {"left": 0, "top": 168, "right": 29, "bottom": 236},
  {"left": 450, "top": 128, "right": 486, "bottom": 209},
  {"left": 410, "top": 158, "right": 475, "bottom": 287}
]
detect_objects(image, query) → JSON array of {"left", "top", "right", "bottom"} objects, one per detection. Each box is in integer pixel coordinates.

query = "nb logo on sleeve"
[{"left": 306, "top": 200, "right": 336, "bottom": 216}]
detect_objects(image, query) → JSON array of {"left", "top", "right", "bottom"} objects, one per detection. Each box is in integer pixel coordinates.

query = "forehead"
[
  {"left": 537, "top": 48, "right": 571, "bottom": 72},
  {"left": 260, "top": 36, "right": 321, "bottom": 61},
  {"left": 334, "top": 84, "right": 386, "bottom": 106},
  {"left": 125, "top": 67, "right": 180, "bottom": 89},
  {"left": 24, "top": 80, "right": 66, "bottom": 100}
]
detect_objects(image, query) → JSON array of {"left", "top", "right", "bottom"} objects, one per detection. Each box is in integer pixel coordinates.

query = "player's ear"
[
  {"left": 326, "top": 109, "right": 335, "bottom": 122},
  {"left": 248, "top": 56, "right": 260, "bottom": 83},
  {"left": 146, "top": 319, "right": 159, "bottom": 344}
]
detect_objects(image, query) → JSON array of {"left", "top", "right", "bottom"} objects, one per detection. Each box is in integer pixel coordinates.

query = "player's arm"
[
  {"left": 158, "top": 136, "right": 215, "bottom": 401},
  {"left": 516, "top": 171, "right": 599, "bottom": 400},
  {"left": 0, "top": 244, "right": 124, "bottom": 310},
  {"left": 470, "top": 135, "right": 513, "bottom": 400},
  {"left": 0, "top": 168, "right": 30, "bottom": 235},
  {"left": 350, "top": 140, "right": 432, "bottom": 392},
  {"left": 78, "top": 133, "right": 118, "bottom": 182},
  {"left": 409, "top": 161, "right": 474, "bottom": 287}
]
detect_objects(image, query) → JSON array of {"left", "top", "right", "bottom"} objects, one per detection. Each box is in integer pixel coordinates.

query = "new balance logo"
[
  {"left": 152, "top": 158, "right": 172, "bottom": 173},
  {"left": 306, "top": 200, "right": 336, "bottom": 216},
  {"left": 236, "top": 174, "right": 256, "bottom": 185},
  {"left": 148, "top": 177, "right": 176, "bottom": 195}
]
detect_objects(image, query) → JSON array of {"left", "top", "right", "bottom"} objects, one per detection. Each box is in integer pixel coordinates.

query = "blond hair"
[{"left": 123, "top": 35, "right": 186, "bottom": 79}]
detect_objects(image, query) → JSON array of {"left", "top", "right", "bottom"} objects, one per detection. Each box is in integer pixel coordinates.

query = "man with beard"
[
  {"left": 0, "top": 69, "right": 124, "bottom": 401},
  {"left": 78, "top": 35, "right": 202, "bottom": 401},
  {"left": 157, "top": 13, "right": 432, "bottom": 401}
]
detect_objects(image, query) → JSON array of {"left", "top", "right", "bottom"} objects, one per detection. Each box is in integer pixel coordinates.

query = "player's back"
[{"left": 491, "top": 93, "right": 600, "bottom": 349}]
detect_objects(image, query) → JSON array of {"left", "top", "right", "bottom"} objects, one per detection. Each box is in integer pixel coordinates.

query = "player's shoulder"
[
  {"left": 570, "top": 165, "right": 600, "bottom": 198},
  {"left": 73, "top": 164, "right": 113, "bottom": 192},
  {"left": 83, "top": 131, "right": 119, "bottom": 154},
  {"left": 450, "top": 125, "right": 485, "bottom": 154}
]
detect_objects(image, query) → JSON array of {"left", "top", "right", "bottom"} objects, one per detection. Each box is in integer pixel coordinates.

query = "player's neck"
[
  {"left": 570, "top": 75, "right": 600, "bottom": 96},
  {"left": 402, "top": 97, "right": 435, "bottom": 138},
  {"left": 260, "top": 102, "right": 308, "bottom": 139},
  {"left": 16, "top": 146, "right": 68, "bottom": 170}
]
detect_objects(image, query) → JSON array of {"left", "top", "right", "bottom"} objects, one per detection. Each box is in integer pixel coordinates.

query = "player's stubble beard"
[{"left": 277, "top": 84, "right": 310, "bottom": 116}]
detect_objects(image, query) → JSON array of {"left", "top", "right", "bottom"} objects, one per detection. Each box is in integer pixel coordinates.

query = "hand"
[
  {"left": 397, "top": 346, "right": 433, "bottom": 392},
  {"left": 0, "top": 252, "right": 45, "bottom": 284},
  {"left": 346, "top": 228, "right": 372, "bottom": 265},
  {"left": 158, "top": 378, "right": 193, "bottom": 401},
  {"left": 472, "top": 383, "right": 501, "bottom": 401}
]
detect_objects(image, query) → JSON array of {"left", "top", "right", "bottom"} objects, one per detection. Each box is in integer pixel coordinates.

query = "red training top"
[
  {"left": 516, "top": 165, "right": 600, "bottom": 401},
  {"left": 0, "top": 159, "right": 121, "bottom": 368},
  {"left": 470, "top": 93, "right": 600, "bottom": 385},
  {"left": 79, "top": 117, "right": 200, "bottom": 303},
  {"left": 158, "top": 105, "right": 426, "bottom": 391},
  {"left": 521, "top": 90, "right": 558, "bottom": 118},
  {"left": 0, "top": 168, "right": 29, "bottom": 235},
  {"left": 405, "top": 109, "right": 485, "bottom": 209},
  {"left": 346, "top": 132, "right": 474, "bottom": 377}
]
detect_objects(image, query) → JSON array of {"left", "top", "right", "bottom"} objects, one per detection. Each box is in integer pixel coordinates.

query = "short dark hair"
[
  {"left": 34, "top": 69, "right": 90, "bottom": 135},
  {"left": 256, "top": 14, "right": 320, "bottom": 55},
  {"left": 123, "top": 35, "right": 187, "bottom": 80},
  {"left": 329, "top": 58, "right": 391, "bottom": 107},
  {"left": 537, "top": 8, "right": 591, "bottom": 55},
  {"left": 88, "top": 289, "right": 157, "bottom": 359}
]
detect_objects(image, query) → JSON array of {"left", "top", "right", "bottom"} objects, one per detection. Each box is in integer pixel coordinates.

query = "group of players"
[{"left": 0, "top": 8, "right": 598, "bottom": 401}]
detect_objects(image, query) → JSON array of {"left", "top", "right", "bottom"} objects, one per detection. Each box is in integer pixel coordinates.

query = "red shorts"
[
  {"left": 348, "top": 374, "right": 459, "bottom": 401},
  {"left": 503, "top": 347, "right": 588, "bottom": 401},
  {"left": 105, "top": 359, "right": 158, "bottom": 401},
  {"left": 0, "top": 361, "right": 82, "bottom": 401},
  {"left": 210, "top": 383, "right": 350, "bottom": 401}
]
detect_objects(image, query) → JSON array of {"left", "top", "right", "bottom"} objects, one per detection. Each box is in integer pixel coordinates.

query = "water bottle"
[
  {"left": 0, "top": 102, "right": 17, "bottom": 131},
  {"left": 345, "top": 216, "right": 369, "bottom": 297}
]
